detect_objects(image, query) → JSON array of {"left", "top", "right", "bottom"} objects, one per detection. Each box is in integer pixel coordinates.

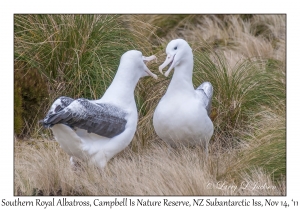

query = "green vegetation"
[
  {"left": 14, "top": 14, "right": 286, "bottom": 195},
  {"left": 14, "top": 14, "right": 156, "bottom": 137},
  {"left": 193, "top": 46, "right": 285, "bottom": 145}
]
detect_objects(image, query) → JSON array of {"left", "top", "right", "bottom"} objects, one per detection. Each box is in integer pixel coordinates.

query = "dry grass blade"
[{"left": 15, "top": 140, "right": 285, "bottom": 195}]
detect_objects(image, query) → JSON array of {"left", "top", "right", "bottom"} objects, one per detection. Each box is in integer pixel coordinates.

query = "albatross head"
[
  {"left": 120, "top": 50, "right": 158, "bottom": 79},
  {"left": 159, "top": 39, "right": 192, "bottom": 77}
]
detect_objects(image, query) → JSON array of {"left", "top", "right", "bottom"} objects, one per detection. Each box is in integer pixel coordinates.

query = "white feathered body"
[
  {"left": 153, "top": 39, "right": 214, "bottom": 149},
  {"left": 51, "top": 98, "right": 138, "bottom": 168},
  {"left": 43, "top": 50, "right": 157, "bottom": 169},
  {"left": 153, "top": 87, "right": 213, "bottom": 148}
]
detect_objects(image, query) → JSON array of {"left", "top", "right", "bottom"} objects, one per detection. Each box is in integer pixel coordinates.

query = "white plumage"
[
  {"left": 153, "top": 39, "right": 213, "bottom": 152},
  {"left": 42, "top": 50, "right": 157, "bottom": 169}
]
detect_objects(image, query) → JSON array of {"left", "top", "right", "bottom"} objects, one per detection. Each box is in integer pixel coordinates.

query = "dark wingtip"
[{"left": 39, "top": 119, "right": 51, "bottom": 128}]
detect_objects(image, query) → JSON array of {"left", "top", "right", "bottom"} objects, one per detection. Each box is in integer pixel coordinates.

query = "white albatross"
[
  {"left": 153, "top": 39, "right": 213, "bottom": 152},
  {"left": 42, "top": 50, "right": 157, "bottom": 169}
]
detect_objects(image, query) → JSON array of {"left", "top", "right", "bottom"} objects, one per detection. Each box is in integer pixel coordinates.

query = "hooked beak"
[
  {"left": 159, "top": 53, "right": 176, "bottom": 77},
  {"left": 143, "top": 55, "right": 158, "bottom": 79}
]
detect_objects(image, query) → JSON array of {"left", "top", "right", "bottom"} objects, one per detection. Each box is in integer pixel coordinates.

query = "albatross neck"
[
  {"left": 101, "top": 68, "right": 139, "bottom": 106},
  {"left": 166, "top": 58, "right": 194, "bottom": 94}
]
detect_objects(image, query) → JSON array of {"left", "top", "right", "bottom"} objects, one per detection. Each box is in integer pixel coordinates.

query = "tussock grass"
[
  {"left": 193, "top": 46, "right": 285, "bottom": 146},
  {"left": 14, "top": 14, "right": 156, "bottom": 137},
  {"left": 15, "top": 140, "right": 285, "bottom": 196},
  {"left": 226, "top": 102, "right": 286, "bottom": 182}
]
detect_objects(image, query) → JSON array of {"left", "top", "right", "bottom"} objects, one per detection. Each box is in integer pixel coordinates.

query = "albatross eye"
[{"left": 174, "top": 47, "right": 177, "bottom": 50}]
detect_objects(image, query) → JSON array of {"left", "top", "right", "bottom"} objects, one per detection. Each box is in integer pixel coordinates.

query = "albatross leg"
[
  {"left": 205, "top": 142, "right": 209, "bottom": 162},
  {"left": 90, "top": 151, "right": 108, "bottom": 170},
  {"left": 69, "top": 156, "right": 84, "bottom": 172}
]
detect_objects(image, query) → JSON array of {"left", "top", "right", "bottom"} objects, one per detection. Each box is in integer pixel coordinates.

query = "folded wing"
[
  {"left": 196, "top": 81, "right": 213, "bottom": 115},
  {"left": 42, "top": 98, "right": 127, "bottom": 138}
]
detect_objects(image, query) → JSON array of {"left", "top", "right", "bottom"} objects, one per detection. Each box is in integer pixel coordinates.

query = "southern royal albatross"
[
  {"left": 42, "top": 50, "right": 157, "bottom": 169},
  {"left": 153, "top": 39, "right": 213, "bottom": 152}
]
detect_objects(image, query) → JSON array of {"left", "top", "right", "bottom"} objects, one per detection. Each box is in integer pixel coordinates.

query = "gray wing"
[
  {"left": 196, "top": 81, "right": 213, "bottom": 115},
  {"left": 42, "top": 98, "right": 127, "bottom": 138},
  {"left": 41, "top": 96, "right": 74, "bottom": 126}
]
